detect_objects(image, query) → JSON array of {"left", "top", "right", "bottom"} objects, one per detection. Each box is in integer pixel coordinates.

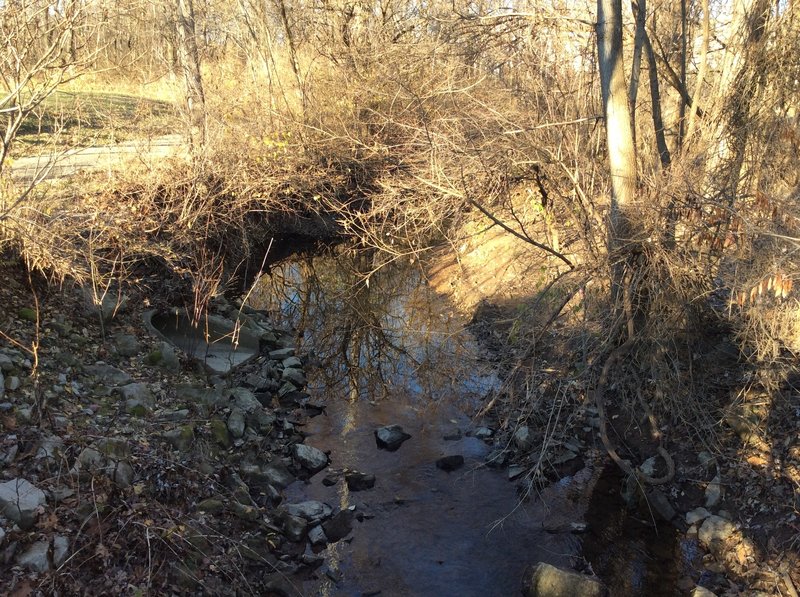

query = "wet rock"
[
  {"left": 474, "top": 426, "right": 494, "bottom": 440},
  {"left": 226, "top": 387, "right": 260, "bottom": 412},
  {"left": 293, "top": 444, "right": 329, "bottom": 474},
  {"left": 281, "top": 367, "right": 307, "bottom": 388},
  {"left": 485, "top": 448, "right": 508, "bottom": 468},
  {"left": 5, "top": 376, "right": 20, "bottom": 391},
  {"left": 247, "top": 409, "right": 276, "bottom": 434},
  {"left": 269, "top": 348, "right": 295, "bottom": 360},
  {"left": 113, "top": 333, "right": 142, "bottom": 357},
  {"left": 552, "top": 449, "right": 578, "bottom": 465},
  {"left": 646, "top": 489, "right": 676, "bottom": 522},
  {"left": 282, "top": 356, "right": 303, "bottom": 369},
  {"left": 375, "top": 424, "right": 412, "bottom": 451},
  {"left": 513, "top": 426, "right": 534, "bottom": 451},
  {"left": 262, "top": 462, "right": 296, "bottom": 489},
  {"left": 227, "top": 409, "right": 246, "bottom": 439},
  {"left": 277, "top": 382, "right": 297, "bottom": 398},
  {"left": 245, "top": 373, "right": 279, "bottom": 393},
  {"left": 16, "top": 540, "right": 51, "bottom": 572},
  {"left": 321, "top": 510, "right": 354, "bottom": 542},
  {"left": 0, "top": 478, "right": 47, "bottom": 530},
  {"left": 85, "top": 363, "right": 132, "bottom": 386},
  {"left": 282, "top": 501, "right": 332, "bottom": 523},
  {"left": 698, "top": 515, "right": 737, "bottom": 548},
  {"left": 508, "top": 465, "right": 526, "bottom": 481},
  {"left": 322, "top": 473, "right": 340, "bottom": 487},
  {"left": 436, "top": 455, "right": 465, "bottom": 472},
  {"left": 308, "top": 525, "right": 327, "bottom": 546},
  {"left": 345, "top": 471, "right": 375, "bottom": 491},
  {"left": 0, "top": 527, "right": 5, "bottom": 545},
  {"left": 522, "top": 562, "right": 606, "bottom": 597},
  {"left": 686, "top": 507, "right": 712, "bottom": 525},
  {"left": 281, "top": 514, "right": 308, "bottom": 542}
]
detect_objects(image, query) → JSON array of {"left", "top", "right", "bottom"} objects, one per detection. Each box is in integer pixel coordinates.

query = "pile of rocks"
[{"left": 0, "top": 290, "right": 347, "bottom": 594}]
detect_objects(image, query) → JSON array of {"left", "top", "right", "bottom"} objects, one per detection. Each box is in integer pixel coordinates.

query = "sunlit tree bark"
[
  {"left": 175, "top": 0, "right": 206, "bottom": 151},
  {"left": 596, "top": 0, "right": 637, "bottom": 245}
]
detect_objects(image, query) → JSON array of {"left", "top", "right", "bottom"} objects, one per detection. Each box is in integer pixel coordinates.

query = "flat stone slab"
[{"left": 144, "top": 309, "right": 261, "bottom": 375}]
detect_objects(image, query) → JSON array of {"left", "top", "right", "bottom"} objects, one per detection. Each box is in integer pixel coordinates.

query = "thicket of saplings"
[{"left": 2, "top": 1, "right": 798, "bottom": 483}]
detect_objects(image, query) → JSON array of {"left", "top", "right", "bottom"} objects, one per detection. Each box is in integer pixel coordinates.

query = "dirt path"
[{"left": 9, "top": 134, "right": 186, "bottom": 183}]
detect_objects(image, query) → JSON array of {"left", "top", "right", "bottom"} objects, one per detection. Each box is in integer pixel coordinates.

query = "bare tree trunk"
[
  {"left": 677, "top": 0, "right": 687, "bottom": 147},
  {"left": 175, "top": 0, "right": 206, "bottom": 151},
  {"left": 642, "top": 19, "right": 671, "bottom": 169},
  {"left": 629, "top": 0, "right": 671, "bottom": 170},
  {"left": 685, "top": 0, "right": 709, "bottom": 144},
  {"left": 274, "top": 0, "right": 304, "bottom": 107},
  {"left": 597, "top": 0, "right": 638, "bottom": 244},
  {"left": 628, "top": 0, "right": 646, "bottom": 135}
]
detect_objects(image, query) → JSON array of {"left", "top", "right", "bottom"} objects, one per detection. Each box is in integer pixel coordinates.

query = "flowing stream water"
[{"left": 247, "top": 247, "right": 688, "bottom": 596}]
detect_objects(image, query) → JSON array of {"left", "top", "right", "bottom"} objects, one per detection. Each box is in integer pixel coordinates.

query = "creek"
[{"left": 246, "top": 247, "right": 689, "bottom": 596}]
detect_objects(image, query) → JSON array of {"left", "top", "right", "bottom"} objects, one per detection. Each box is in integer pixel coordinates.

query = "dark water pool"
[
  {"left": 247, "top": 247, "right": 689, "bottom": 596},
  {"left": 248, "top": 249, "right": 582, "bottom": 596}
]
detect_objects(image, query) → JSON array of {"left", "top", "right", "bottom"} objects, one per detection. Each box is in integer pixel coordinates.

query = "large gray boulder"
[
  {"left": 522, "top": 562, "right": 606, "bottom": 597},
  {"left": 0, "top": 478, "right": 47, "bottom": 530}
]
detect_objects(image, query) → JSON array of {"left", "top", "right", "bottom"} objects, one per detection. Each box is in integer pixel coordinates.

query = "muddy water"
[{"left": 249, "top": 249, "right": 582, "bottom": 596}]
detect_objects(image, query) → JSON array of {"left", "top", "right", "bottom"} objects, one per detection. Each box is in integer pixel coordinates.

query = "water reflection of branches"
[{"left": 253, "top": 247, "right": 489, "bottom": 406}]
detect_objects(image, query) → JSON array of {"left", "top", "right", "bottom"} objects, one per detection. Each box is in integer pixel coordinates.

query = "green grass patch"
[{"left": 11, "top": 90, "right": 180, "bottom": 157}]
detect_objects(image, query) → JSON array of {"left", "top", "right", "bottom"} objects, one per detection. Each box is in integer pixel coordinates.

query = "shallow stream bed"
[{"left": 247, "top": 248, "right": 688, "bottom": 596}]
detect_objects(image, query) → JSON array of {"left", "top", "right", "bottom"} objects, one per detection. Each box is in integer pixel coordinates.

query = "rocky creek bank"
[{"left": 0, "top": 277, "right": 377, "bottom": 595}]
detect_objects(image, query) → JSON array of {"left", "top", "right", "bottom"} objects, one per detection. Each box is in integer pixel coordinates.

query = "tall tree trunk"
[
  {"left": 629, "top": 0, "right": 671, "bottom": 170},
  {"left": 677, "top": 0, "right": 687, "bottom": 147},
  {"left": 175, "top": 0, "right": 206, "bottom": 151},
  {"left": 597, "top": 0, "right": 638, "bottom": 246},
  {"left": 685, "top": 0, "right": 709, "bottom": 144},
  {"left": 642, "top": 18, "right": 671, "bottom": 169}
]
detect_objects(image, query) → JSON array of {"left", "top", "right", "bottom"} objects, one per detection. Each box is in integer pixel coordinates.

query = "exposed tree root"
[{"left": 593, "top": 336, "right": 675, "bottom": 486}]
